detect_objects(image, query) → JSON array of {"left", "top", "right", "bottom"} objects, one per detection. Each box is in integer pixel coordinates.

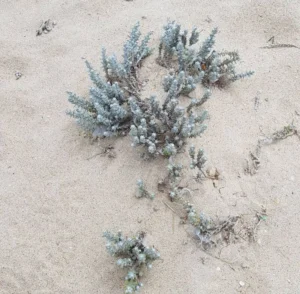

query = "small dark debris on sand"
[
  {"left": 36, "top": 19, "right": 57, "bottom": 36},
  {"left": 15, "top": 71, "right": 22, "bottom": 80}
]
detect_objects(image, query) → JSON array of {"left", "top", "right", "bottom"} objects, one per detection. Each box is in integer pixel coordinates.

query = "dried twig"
[
  {"left": 201, "top": 249, "right": 236, "bottom": 271},
  {"left": 254, "top": 91, "right": 261, "bottom": 111},
  {"left": 245, "top": 124, "right": 298, "bottom": 175},
  {"left": 86, "top": 145, "right": 115, "bottom": 160},
  {"left": 261, "top": 36, "right": 299, "bottom": 49},
  {"left": 267, "top": 36, "right": 275, "bottom": 44},
  {"left": 261, "top": 124, "right": 297, "bottom": 144},
  {"left": 260, "top": 44, "right": 299, "bottom": 49},
  {"left": 162, "top": 200, "right": 180, "bottom": 216}
]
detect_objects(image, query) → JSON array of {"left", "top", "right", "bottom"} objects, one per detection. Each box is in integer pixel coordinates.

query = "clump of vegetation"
[
  {"left": 67, "top": 23, "right": 152, "bottom": 137},
  {"left": 129, "top": 91, "right": 208, "bottom": 156},
  {"left": 162, "top": 69, "right": 200, "bottom": 96},
  {"left": 184, "top": 203, "right": 239, "bottom": 250},
  {"left": 67, "top": 20, "right": 253, "bottom": 157},
  {"left": 157, "top": 20, "right": 200, "bottom": 68},
  {"left": 155, "top": 150, "right": 241, "bottom": 250},
  {"left": 136, "top": 180, "right": 155, "bottom": 200},
  {"left": 67, "top": 66, "right": 129, "bottom": 137},
  {"left": 101, "top": 22, "right": 153, "bottom": 97},
  {"left": 158, "top": 20, "right": 254, "bottom": 89},
  {"left": 103, "top": 231, "right": 160, "bottom": 293}
]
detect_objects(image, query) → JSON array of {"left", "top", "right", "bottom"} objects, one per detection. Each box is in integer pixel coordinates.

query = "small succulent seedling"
[
  {"left": 167, "top": 158, "right": 183, "bottom": 200},
  {"left": 103, "top": 231, "right": 160, "bottom": 293},
  {"left": 136, "top": 180, "right": 155, "bottom": 200},
  {"left": 189, "top": 145, "right": 207, "bottom": 180}
]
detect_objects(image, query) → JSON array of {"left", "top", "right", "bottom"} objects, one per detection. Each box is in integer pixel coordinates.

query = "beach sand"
[{"left": 1, "top": 0, "right": 300, "bottom": 293}]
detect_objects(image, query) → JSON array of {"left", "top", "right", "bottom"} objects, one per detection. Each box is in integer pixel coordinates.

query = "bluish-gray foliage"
[
  {"left": 67, "top": 20, "right": 253, "bottom": 158},
  {"left": 67, "top": 61, "right": 130, "bottom": 137},
  {"left": 158, "top": 20, "right": 253, "bottom": 88},
  {"left": 103, "top": 231, "right": 160, "bottom": 293},
  {"left": 158, "top": 21, "right": 199, "bottom": 66},
  {"left": 163, "top": 70, "right": 201, "bottom": 96},
  {"left": 200, "top": 50, "right": 254, "bottom": 87},
  {"left": 189, "top": 145, "right": 207, "bottom": 179},
  {"left": 184, "top": 202, "right": 239, "bottom": 249},
  {"left": 167, "top": 158, "right": 183, "bottom": 200},
  {"left": 184, "top": 203, "right": 215, "bottom": 248},
  {"left": 129, "top": 90, "right": 208, "bottom": 156},
  {"left": 158, "top": 20, "right": 181, "bottom": 64},
  {"left": 102, "top": 22, "right": 153, "bottom": 95},
  {"left": 186, "top": 89, "right": 211, "bottom": 113},
  {"left": 67, "top": 23, "right": 152, "bottom": 137}
]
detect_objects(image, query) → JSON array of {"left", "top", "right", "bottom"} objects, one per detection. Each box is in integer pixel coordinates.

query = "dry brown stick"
[
  {"left": 252, "top": 219, "right": 262, "bottom": 242},
  {"left": 172, "top": 214, "right": 175, "bottom": 234},
  {"left": 267, "top": 36, "right": 275, "bottom": 44},
  {"left": 161, "top": 200, "right": 180, "bottom": 216},
  {"left": 86, "top": 145, "right": 114, "bottom": 160},
  {"left": 162, "top": 200, "right": 174, "bottom": 212},
  {"left": 260, "top": 44, "right": 299, "bottom": 49},
  {"left": 200, "top": 249, "right": 236, "bottom": 271},
  {"left": 86, "top": 152, "right": 104, "bottom": 160}
]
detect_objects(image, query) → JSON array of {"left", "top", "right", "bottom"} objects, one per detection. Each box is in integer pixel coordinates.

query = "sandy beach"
[{"left": 1, "top": 0, "right": 300, "bottom": 293}]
